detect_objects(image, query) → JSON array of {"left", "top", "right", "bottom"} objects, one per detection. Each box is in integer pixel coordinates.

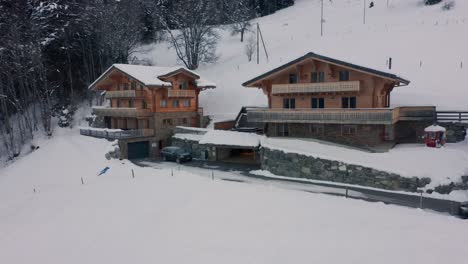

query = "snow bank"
[
  {"left": 1, "top": 127, "right": 468, "bottom": 264},
  {"left": 199, "top": 130, "right": 261, "bottom": 147},
  {"left": 425, "top": 124, "right": 447, "bottom": 132},
  {"left": 261, "top": 137, "right": 468, "bottom": 188},
  {"left": 173, "top": 133, "right": 204, "bottom": 142}
]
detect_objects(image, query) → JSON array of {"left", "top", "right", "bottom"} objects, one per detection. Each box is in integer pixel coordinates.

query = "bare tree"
[
  {"left": 227, "top": 0, "right": 256, "bottom": 42},
  {"left": 157, "top": 0, "right": 220, "bottom": 70},
  {"left": 244, "top": 36, "right": 256, "bottom": 62}
]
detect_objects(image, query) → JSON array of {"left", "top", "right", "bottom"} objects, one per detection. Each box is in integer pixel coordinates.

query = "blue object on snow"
[{"left": 98, "top": 166, "right": 110, "bottom": 176}]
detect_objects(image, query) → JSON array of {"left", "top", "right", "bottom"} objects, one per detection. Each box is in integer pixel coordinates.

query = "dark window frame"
[
  {"left": 289, "top": 74, "right": 298, "bottom": 84},
  {"left": 283, "top": 98, "right": 296, "bottom": 109},
  {"left": 339, "top": 71, "right": 350, "bottom": 81},
  {"left": 311, "top": 98, "right": 325, "bottom": 108}
]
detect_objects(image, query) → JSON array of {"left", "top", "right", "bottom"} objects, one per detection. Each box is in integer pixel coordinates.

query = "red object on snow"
[{"left": 423, "top": 125, "right": 446, "bottom": 148}]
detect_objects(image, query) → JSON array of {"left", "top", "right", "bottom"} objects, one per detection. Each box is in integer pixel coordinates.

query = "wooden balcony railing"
[
  {"left": 92, "top": 107, "right": 152, "bottom": 118},
  {"left": 272, "top": 81, "right": 360, "bottom": 95},
  {"left": 168, "top": 89, "right": 196, "bottom": 98},
  {"left": 105, "top": 90, "right": 145, "bottom": 99},
  {"left": 80, "top": 128, "right": 154, "bottom": 140},
  {"left": 246, "top": 106, "right": 436, "bottom": 125}
]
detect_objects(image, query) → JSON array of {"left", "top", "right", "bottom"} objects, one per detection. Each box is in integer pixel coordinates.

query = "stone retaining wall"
[
  {"left": 261, "top": 147, "right": 431, "bottom": 192},
  {"left": 171, "top": 137, "right": 212, "bottom": 160}
]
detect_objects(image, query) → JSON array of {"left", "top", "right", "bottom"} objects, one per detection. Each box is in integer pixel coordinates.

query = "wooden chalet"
[
  {"left": 242, "top": 52, "right": 435, "bottom": 148},
  {"left": 82, "top": 64, "right": 215, "bottom": 159}
]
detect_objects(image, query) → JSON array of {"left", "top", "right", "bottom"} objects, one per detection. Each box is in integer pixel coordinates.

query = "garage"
[
  {"left": 198, "top": 130, "right": 261, "bottom": 165},
  {"left": 127, "top": 141, "right": 149, "bottom": 159}
]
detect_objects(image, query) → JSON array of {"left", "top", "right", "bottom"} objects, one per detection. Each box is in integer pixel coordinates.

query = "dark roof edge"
[{"left": 242, "top": 52, "right": 410, "bottom": 87}]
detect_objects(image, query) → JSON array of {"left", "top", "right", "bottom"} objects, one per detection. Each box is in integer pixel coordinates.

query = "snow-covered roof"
[
  {"left": 199, "top": 130, "right": 261, "bottom": 148},
  {"left": 425, "top": 125, "right": 447, "bottom": 132},
  {"left": 89, "top": 64, "right": 216, "bottom": 90},
  {"left": 173, "top": 133, "right": 205, "bottom": 142},
  {"left": 196, "top": 78, "right": 217, "bottom": 89}
]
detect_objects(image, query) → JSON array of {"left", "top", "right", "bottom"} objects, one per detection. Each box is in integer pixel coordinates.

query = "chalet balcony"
[
  {"left": 271, "top": 81, "right": 360, "bottom": 95},
  {"left": 92, "top": 107, "right": 152, "bottom": 118},
  {"left": 168, "top": 89, "right": 196, "bottom": 98},
  {"left": 80, "top": 128, "right": 154, "bottom": 140},
  {"left": 247, "top": 107, "right": 436, "bottom": 125},
  {"left": 104, "top": 90, "right": 145, "bottom": 99}
]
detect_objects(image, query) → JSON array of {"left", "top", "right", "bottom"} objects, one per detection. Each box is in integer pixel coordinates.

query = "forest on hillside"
[{"left": 0, "top": 0, "right": 294, "bottom": 159}]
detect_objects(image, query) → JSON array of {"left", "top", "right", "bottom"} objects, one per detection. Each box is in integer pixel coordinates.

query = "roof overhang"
[
  {"left": 242, "top": 52, "right": 410, "bottom": 88},
  {"left": 158, "top": 68, "right": 200, "bottom": 80}
]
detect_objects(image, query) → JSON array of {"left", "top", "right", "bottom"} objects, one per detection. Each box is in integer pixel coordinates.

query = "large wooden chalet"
[
  {"left": 242, "top": 52, "right": 435, "bottom": 148},
  {"left": 82, "top": 64, "right": 215, "bottom": 159}
]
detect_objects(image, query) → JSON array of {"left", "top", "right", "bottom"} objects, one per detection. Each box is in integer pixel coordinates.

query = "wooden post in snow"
[{"left": 320, "top": 0, "right": 324, "bottom": 37}]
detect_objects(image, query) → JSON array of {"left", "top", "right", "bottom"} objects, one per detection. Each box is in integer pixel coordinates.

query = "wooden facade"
[
  {"left": 242, "top": 53, "right": 435, "bottom": 148},
  {"left": 86, "top": 64, "right": 215, "bottom": 159}
]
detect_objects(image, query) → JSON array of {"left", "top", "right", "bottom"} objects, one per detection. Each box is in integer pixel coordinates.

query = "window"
[
  {"left": 142, "top": 100, "right": 147, "bottom": 109},
  {"left": 311, "top": 98, "right": 325, "bottom": 108},
  {"left": 160, "top": 99, "right": 167, "bottom": 108},
  {"left": 277, "top": 124, "right": 289, "bottom": 137},
  {"left": 183, "top": 99, "right": 191, "bottom": 107},
  {"left": 117, "top": 100, "right": 121, "bottom": 107},
  {"left": 139, "top": 84, "right": 144, "bottom": 90},
  {"left": 131, "top": 81, "right": 136, "bottom": 90},
  {"left": 309, "top": 124, "right": 324, "bottom": 135},
  {"left": 283, "top": 98, "right": 296, "bottom": 109},
  {"left": 172, "top": 99, "right": 180, "bottom": 108},
  {"left": 163, "top": 119, "right": 173, "bottom": 126},
  {"left": 339, "top": 71, "right": 350, "bottom": 81},
  {"left": 180, "top": 118, "right": 188, "bottom": 125},
  {"left": 129, "top": 100, "right": 134, "bottom": 108},
  {"left": 289, "top": 74, "right": 298, "bottom": 84},
  {"left": 342, "top": 125, "right": 357, "bottom": 136},
  {"left": 311, "top": 72, "right": 325, "bottom": 83},
  {"left": 124, "top": 83, "right": 129, "bottom": 90},
  {"left": 179, "top": 82, "right": 187, "bottom": 90},
  {"left": 342, "top": 96, "right": 357, "bottom": 108}
]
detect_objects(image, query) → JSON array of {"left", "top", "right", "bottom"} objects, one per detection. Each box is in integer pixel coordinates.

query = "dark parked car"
[
  {"left": 460, "top": 202, "right": 468, "bottom": 219},
  {"left": 160, "top": 146, "right": 192, "bottom": 163}
]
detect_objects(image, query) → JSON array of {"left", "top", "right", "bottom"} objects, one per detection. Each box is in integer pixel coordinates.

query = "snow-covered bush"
[
  {"left": 53, "top": 104, "right": 76, "bottom": 128},
  {"left": 442, "top": 1, "right": 455, "bottom": 10},
  {"left": 424, "top": 0, "right": 442, "bottom": 5}
]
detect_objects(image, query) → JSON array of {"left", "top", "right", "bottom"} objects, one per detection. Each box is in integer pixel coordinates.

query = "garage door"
[{"left": 128, "top": 141, "right": 149, "bottom": 159}]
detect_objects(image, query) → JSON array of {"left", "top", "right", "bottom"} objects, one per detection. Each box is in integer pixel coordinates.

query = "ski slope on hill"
[
  {"left": 136, "top": 0, "right": 468, "bottom": 119},
  {"left": 1, "top": 128, "right": 468, "bottom": 264}
]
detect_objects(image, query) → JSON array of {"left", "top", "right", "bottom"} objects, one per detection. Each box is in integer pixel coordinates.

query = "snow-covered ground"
[
  {"left": 136, "top": 0, "right": 468, "bottom": 119},
  {"left": 1, "top": 128, "right": 468, "bottom": 264}
]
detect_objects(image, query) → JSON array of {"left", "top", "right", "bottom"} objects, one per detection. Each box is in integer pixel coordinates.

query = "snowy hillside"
[
  {"left": 1, "top": 128, "right": 468, "bottom": 264},
  {"left": 137, "top": 0, "right": 468, "bottom": 118}
]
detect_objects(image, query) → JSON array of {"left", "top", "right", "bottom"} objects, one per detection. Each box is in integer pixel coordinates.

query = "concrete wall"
[{"left": 261, "top": 147, "right": 431, "bottom": 192}]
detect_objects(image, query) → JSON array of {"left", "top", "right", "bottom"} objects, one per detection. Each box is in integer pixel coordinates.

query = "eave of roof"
[
  {"left": 242, "top": 52, "right": 410, "bottom": 87},
  {"left": 158, "top": 68, "right": 200, "bottom": 80}
]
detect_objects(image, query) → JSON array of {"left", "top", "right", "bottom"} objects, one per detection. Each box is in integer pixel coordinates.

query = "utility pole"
[
  {"left": 320, "top": 0, "right": 324, "bottom": 37},
  {"left": 363, "top": 0, "right": 366, "bottom": 24},
  {"left": 257, "top": 23, "right": 260, "bottom": 64}
]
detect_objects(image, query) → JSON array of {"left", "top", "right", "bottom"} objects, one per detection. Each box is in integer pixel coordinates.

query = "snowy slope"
[
  {"left": 136, "top": 0, "right": 468, "bottom": 119},
  {"left": 1, "top": 128, "right": 468, "bottom": 264}
]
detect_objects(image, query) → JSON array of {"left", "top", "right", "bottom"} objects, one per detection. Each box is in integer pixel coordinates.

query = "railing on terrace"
[
  {"left": 436, "top": 111, "right": 468, "bottom": 122},
  {"left": 247, "top": 108, "right": 394, "bottom": 125},
  {"left": 272, "top": 81, "right": 360, "bottom": 95},
  {"left": 246, "top": 106, "right": 436, "bottom": 125},
  {"left": 92, "top": 107, "right": 152, "bottom": 118},
  {"left": 168, "top": 89, "right": 196, "bottom": 98},
  {"left": 104, "top": 90, "right": 145, "bottom": 99},
  {"left": 80, "top": 128, "right": 154, "bottom": 140}
]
